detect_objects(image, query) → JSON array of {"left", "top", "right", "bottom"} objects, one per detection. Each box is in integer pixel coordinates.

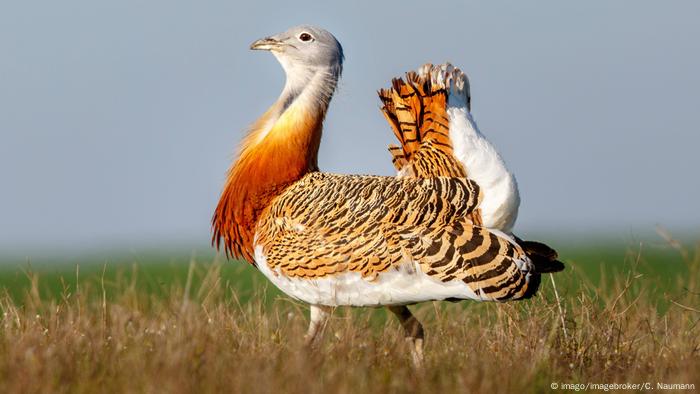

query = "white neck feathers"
[
  {"left": 254, "top": 59, "right": 340, "bottom": 143},
  {"left": 276, "top": 53, "right": 340, "bottom": 110}
]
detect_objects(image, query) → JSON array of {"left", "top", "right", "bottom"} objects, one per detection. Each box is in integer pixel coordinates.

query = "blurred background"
[{"left": 1, "top": 0, "right": 698, "bottom": 267}]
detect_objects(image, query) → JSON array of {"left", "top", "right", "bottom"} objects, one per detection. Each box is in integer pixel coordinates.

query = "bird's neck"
[{"left": 213, "top": 66, "right": 339, "bottom": 261}]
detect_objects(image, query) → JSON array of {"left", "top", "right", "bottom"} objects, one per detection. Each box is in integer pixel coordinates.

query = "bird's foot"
[{"left": 407, "top": 336, "right": 424, "bottom": 369}]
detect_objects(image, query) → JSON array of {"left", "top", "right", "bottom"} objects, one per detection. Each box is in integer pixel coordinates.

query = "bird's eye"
[{"left": 299, "top": 33, "right": 313, "bottom": 42}]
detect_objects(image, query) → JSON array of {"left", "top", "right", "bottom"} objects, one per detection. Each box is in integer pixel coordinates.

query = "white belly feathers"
[{"left": 254, "top": 245, "right": 489, "bottom": 306}]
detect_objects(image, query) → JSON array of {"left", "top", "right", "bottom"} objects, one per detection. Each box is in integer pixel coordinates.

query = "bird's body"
[
  {"left": 253, "top": 172, "right": 533, "bottom": 306},
  {"left": 213, "top": 25, "right": 563, "bottom": 365}
]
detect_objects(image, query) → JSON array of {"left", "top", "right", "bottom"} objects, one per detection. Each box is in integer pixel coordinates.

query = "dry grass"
[{"left": 1, "top": 242, "right": 699, "bottom": 394}]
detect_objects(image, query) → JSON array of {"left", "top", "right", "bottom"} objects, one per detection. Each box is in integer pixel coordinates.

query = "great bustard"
[{"left": 212, "top": 25, "right": 564, "bottom": 367}]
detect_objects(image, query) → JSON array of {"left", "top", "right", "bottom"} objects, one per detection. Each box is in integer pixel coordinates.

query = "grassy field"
[{"left": 0, "top": 236, "right": 698, "bottom": 393}]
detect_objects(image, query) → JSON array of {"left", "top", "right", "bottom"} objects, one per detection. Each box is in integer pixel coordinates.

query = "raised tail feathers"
[
  {"left": 378, "top": 63, "right": 564, "bottom": 301},
  {"left": 379, "top": 63, "right": 470, "bottom": 179}
]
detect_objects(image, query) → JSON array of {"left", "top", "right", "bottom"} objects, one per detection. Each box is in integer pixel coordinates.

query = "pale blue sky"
[{"left": 1, "top": 0, "right": 699, "bottom": 253}]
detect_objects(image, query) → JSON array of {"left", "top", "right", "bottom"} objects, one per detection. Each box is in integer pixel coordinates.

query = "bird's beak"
[{"left": 250, "top": 37, "right": 282, "bottom": 51}]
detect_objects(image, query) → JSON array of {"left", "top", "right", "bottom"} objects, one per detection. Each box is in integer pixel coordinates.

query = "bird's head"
[{"left": 250, "top": 25, "right": 343, "bottom": 81}]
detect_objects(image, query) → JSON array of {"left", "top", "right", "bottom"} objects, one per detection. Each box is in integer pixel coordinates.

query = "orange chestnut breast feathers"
[{"left": 212, "top": 103, "right": 325, "bottom": 261}]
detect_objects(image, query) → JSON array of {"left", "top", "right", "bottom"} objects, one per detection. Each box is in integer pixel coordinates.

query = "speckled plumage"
[{"left": 254, "top": 172, "right": 535, "bottom": 302}]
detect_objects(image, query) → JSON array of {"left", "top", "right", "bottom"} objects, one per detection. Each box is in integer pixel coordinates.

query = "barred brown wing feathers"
[
  {"left": 257, "top": 173, "right": 479, "bottom": 278},
  {"left": 411, "top": 223, "right": 531, "bottom": 300},
  {"left": 256, "top": 173, "right": 531, "bottom": 301},
  {"left": 407, "top": 141, "right": 466, "bottom": 178}
]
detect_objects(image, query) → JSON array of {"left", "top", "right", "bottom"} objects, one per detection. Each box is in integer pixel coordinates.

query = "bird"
[{"left": 212, "top": 25, "right": 564, "bottom": 367}]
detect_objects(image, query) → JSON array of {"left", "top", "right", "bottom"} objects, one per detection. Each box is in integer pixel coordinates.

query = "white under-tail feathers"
[{"left": 416, "top": 63, "right": 521, "bottom": 234}]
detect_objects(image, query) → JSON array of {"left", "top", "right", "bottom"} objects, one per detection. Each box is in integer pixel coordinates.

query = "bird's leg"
[
  {"left": 388, "top": 305, "right": 424, "bottom": 368},
  {"left": 304, "top": 304, "right": 332, "bottom": 348}
]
